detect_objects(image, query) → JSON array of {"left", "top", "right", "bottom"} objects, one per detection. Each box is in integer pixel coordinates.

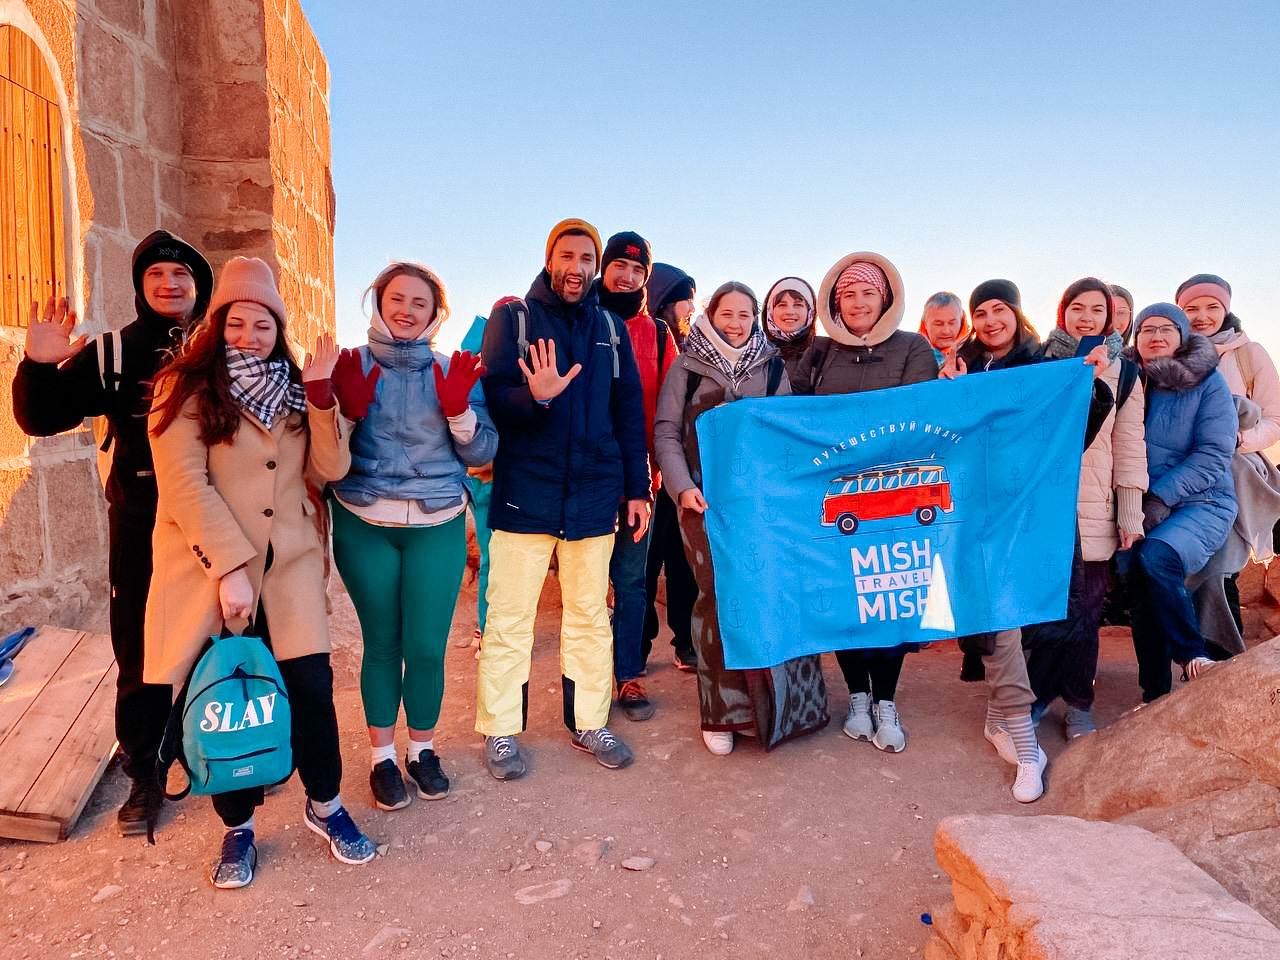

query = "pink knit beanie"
[{"left": 208, "top": 257, "right": 288, "bottom": 324}]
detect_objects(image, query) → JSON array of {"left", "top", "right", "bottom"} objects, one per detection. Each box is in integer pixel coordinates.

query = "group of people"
[{"left": 11, "top": 219, "right": 1275, "bottom": 890}]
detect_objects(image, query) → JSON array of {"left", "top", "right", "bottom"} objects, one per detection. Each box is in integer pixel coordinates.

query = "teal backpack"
[{"left": 161, "top": 629, "right": 293, "bottom": 801}]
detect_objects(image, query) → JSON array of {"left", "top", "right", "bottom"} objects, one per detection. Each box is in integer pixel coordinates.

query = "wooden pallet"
[{"left": 0, "top": 627, "right": 118, "bottom": 842}]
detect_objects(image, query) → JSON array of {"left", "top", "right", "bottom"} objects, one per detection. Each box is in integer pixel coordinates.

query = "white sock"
[
  {"left": 985, "top": 701, "right": 1006, "bottom": 734},
  {"left": 310, "top": 795, "right": 342, "bottom": 819},
  {"left": 370, "top": 743, "right": 398, "bottom": 769},
  {"left": 228, "top": 816, "right": 254, "bottom": 832},
  {"left": 1005, "top": 709, "right": 1040, "bottom": 765},
  {"left": 407, "top": 737, "right": 434, "bottom": 762}
]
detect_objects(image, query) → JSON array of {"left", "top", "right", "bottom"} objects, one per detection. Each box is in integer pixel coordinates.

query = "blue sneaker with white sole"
[{"left": 304, "top": 801, "right": 376, "bottom": 865}]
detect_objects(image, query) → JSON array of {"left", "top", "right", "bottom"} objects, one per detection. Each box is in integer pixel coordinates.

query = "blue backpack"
[{"left": 162, "top": 630, "right": 293, "bottom": 799}]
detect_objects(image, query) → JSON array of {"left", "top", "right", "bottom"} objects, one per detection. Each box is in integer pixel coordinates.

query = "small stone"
[
  {"left": 514, "top": 879, "right": 573, "bottom": 905},
  {"left": 376, "top": 845, "right": 390, "bottom": 857},
  {"left": 621, "top": 857, "right": 656, "bottom": 871},
  {"left": 787, "top": 886, "right": 814, "bottom": 912},
  {"left": 91, "top": 885, "right": 125, "bottom": 903},
  {"left": 534, "top": 841, "right": 552, "bottom": 854}
]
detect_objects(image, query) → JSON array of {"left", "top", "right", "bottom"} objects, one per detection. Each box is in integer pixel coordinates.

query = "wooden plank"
[
  {"left": 0, "top": 627, "right": 84, "bottom": 744},
  {"left": 0, "top": 26, "right": 10, "bottom": 80},
  {"left": 0, "top": 77, "right": 15, "bottom": 327},
  {"left": 0, "top": 629, "right": 111, "bottom": 815},
  {"left": 11, "top": 83, "right": 29, "bottom": 316},
  {"left": 18, "top": 664, "right": 118, "bottom": 840},
  {"left": 47, "top": 100, "right": 63, "bottom": 296},
  {"left": 32, "top": 96, "right": 51, "bottom": 305}
]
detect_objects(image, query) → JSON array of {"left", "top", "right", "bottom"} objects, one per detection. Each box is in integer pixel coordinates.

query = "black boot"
[{"left": 117, "top": 773, "right": 162, "bottom": 838}]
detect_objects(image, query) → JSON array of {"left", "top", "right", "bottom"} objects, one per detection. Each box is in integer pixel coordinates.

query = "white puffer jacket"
[
  {"left": 1077, "top": 358, "right": 1148, "bottom": 561},
  {"left": 1212, "top": 330, "right": 1280, "bottom": 455}
]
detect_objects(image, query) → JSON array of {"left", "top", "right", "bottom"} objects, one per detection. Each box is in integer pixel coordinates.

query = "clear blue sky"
[{"left": 299, "top": 1, "right": 1280, "bottom": 356}]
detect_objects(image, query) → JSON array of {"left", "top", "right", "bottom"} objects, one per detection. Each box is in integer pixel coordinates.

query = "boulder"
[{"left": 928, "top": 814, "right": 1280, "bottom": 959}]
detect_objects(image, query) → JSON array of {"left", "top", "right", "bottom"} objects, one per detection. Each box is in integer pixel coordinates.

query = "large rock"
[
  {"left": 928, "top": 814, "right": 1280, "bottom": 959},
  {"left": 1047, "top": 635, "right": 1280, "bottom": 821}
]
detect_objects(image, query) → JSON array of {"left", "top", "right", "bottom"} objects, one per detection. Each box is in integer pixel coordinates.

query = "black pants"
[
  {"left": 1024, "top": 551, "right": 1109, "bottom": 710},
  {"left": 836, "top": 650, "right": 904, "bottom": 701},
  {"left": 108, "top": 505, "right": 172, "bottom": 782},
  {"left": 211, "top": 652, "right": 343, "bottom": 828},
  {"left": 642, "top": 489, "right": 698, "bottom": 662}
]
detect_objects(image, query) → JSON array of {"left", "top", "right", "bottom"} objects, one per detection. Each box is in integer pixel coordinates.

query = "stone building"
[{"left": 0, "top": 0, "right": 336, "bottom": 627}]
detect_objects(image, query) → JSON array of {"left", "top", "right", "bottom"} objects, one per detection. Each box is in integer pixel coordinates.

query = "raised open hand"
[
  {"left": 302, "top": 333, "right": 339, "bottom": 383},
  {"left": 433, "top": 350, "right": 487, "bottom": 418},
  {"left": 24, "top": 297, "right": 86, "bottom": 364},
  {"left": 517, "top": 338, "right": 581, "bottom": 403},
  {"left": 331, "top": 347, "right": 381, "bottom": 419}
]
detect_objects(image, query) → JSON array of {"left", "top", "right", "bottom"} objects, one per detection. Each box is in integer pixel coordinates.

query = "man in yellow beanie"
[{"left": 475, "top": 219, "right": 651, "bottom": 779}]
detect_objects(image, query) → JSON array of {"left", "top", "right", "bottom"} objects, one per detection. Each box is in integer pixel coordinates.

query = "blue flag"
[{"left": 696, "top": 360, "right": 1093, "bottom": 670}]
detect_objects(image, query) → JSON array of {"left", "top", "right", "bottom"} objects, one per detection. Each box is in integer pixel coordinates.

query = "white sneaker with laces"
[
  {"left": 1012, "top": 746, "right": 1048, "bottom": 803},
  {"left": 871, "top": 700, "right": 906, "bottom": 753},
  {"left": 842, "top": 692, "right": 874, "bottom": 741},
  {"left": 702, "top": 730, "right": 734, "bottom": 755},
  {"left": 984, "top": 725, "right": 1018, "bottom": 766}
]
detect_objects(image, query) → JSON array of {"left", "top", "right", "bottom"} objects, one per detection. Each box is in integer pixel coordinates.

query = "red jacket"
[{"left": 624, "top": 311, "right": 679, "bottom": 496}]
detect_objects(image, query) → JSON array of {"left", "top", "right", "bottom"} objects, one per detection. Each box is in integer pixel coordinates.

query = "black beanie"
[
  {"left": 969, "top": 279, "right": 1021, "bottom": 316},
  {"left": 131, "top": 230, "right": 214, "bottom": 318},
  {"left": 601, "top": 231, "right": 652, "bottom": 275}
]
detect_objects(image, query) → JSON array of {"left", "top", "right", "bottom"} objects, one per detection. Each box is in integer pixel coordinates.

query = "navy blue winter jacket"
[{"left": 481, "top": 272, "right": 650, "bottom": 539}]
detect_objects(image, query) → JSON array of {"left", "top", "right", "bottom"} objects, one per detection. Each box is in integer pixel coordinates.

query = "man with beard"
[
  {"left": 476, "top": 219, "right": 650, "bottom": 780},
  {"left": 12, "top": 230, "right": 213, "bottom": 836}
]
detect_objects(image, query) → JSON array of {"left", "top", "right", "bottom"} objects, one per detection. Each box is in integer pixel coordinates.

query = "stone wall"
[{"left": 0, "top": 0, "right": 334, "bottom": 628}]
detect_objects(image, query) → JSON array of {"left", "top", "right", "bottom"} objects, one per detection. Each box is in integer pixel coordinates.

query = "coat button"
[
  {"left": 192, "top": 544, "right": 200, "bottom": 553},
  {"left": 266, "top": 460, "right": 276, "bottom": 469},
  {"left": 263, "top": 508, "right": 274, "bottom": 517}
]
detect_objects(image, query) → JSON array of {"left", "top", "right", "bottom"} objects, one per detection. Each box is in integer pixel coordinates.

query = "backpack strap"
[
  {"left": 600, "top": 308, "right": 621, "bottom": 378},
  {"left": 1115, "top": 357, "right": 1139, "bottom": 410},
  {"left": 1235, "top": 341, "right": 1257, "bottom": 397},
  {"left": 655, "top": 317, "right": 669, "bottom": 373},
  {"left": 510, "top": 299, "right": 530, "bottom": 357},
  {"left": 684, "top": 370, "right": 703, "bottom": 406},
  {"left": 765, "top": 355, "right": 785, "bottom": 396},
  {"left": 94, "top": 330, "right": 123, "bottom": 393},
  {"left": 808, "top": 337, "right": 834, "bottom": 393}
]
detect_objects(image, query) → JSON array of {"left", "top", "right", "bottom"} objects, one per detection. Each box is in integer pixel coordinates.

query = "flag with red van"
[{"left": 695, "top": 359, "right": 1094, "bottom": 670}]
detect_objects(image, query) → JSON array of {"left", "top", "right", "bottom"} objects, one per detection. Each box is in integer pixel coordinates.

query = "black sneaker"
[
  {"left": 369, "top": 759, "right": 411, "bottom": 811},
  {"left": 617, "top": 679, "right": 656, "bottom": 721},
  {"left": 117, "top": 776, "right": 162, "bottom": 837},
  {"left": 211, "top": 828, "right": 257, "bottom": 889},
  {"left": 406, "top": 748, "right": 450, "bottom": 800},
  {"left": 673, "top": 645, "right": 698, "bottom": 673}
]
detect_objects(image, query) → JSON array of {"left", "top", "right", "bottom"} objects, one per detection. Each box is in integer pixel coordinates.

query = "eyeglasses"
[{"left": 1137, "top": 324, "right": 1179, "bottom": 338}]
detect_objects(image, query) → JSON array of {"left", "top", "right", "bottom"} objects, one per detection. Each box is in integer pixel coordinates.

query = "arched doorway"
[{"left": 0, "top": 23, "right": 65, "bottom": 327}]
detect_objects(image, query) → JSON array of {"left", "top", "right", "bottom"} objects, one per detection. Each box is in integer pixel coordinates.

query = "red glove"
[
  {"left": 433, "top": 350, "right": 487, "bottom": 419},
  {"left": 331, "top": 348, "right": 380, "bottom": 419}
]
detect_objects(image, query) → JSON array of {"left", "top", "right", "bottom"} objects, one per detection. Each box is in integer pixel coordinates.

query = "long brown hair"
[{"left": 150, "top": 302, "right": 302, "bottom": 445}]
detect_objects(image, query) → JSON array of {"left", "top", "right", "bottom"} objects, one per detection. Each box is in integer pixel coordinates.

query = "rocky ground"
[{"left": 0, "top": 571, "right": 1202, "bottom": 960}]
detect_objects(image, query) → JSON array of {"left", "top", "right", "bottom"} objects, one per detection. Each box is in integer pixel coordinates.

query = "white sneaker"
[
  {"left": 984, "top": 725, "right": 1018, "bottom": 766},
  {"left": 1185, "top": 656, "right": 1217, "bottom": 680},
  {"left": 871, "top": 700, "right": 906, "bottom": 753},
  {"left": 842, "top": 692, "right": 874, "bottom": 741},
  {"left": 702, "top": 730, "right": 734, "bottom": 755},
  {"left": 1012, "top": 746, "right": 1048, "bottom": 803}
]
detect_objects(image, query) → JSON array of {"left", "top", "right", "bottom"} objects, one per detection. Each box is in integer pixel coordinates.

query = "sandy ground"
[{"left": 0, "top": 570, "right": 1150, "bottom": 960}]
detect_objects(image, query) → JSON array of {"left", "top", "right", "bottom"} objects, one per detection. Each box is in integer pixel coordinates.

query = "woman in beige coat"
[
  {"left": 1024, "top": 278, "right": 1147, "bottom": 739},
  {"left": 145, "top": 257, "right": 374, "bottom": 890}
]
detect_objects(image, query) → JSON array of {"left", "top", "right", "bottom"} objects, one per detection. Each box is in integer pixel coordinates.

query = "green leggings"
[{"left": 330, "top": 499, "right": 467, "bottom": 730}]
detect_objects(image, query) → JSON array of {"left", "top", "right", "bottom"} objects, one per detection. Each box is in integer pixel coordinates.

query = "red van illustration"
[{"left": 821, "top": 460, "right": 954, "bottom": 534}]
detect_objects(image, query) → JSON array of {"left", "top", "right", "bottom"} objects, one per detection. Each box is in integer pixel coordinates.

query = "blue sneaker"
[
  {"left": 304, "top": 802, "right": 376, "bottom": 865},
  {"left": 211, "top": 828, "right": 256, "bottom": 889}
]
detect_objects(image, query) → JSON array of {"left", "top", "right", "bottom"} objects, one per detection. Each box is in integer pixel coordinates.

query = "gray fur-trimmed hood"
[{"left": 1127, "top": 332, "right": 1220, "bottom": 393}]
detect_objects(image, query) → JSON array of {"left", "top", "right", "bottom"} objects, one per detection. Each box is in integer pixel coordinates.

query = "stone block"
[
  {"left": 141, "top": 59, "right": 183, "bottom": 158},
  {"left": 936, "top": 814, "right": 1280, "bottom": 959},
  {"left": 1046, "top": 636, "right": 1280, "bottom": 821},
  {"left": 96, "top": 0, "right": 145, "bottom": 37},
  {"left": 79, "top": 22, "right": 138, "bottom": 137},
  {"left": 181, "top": 82, "right": 270, "bottom": 162},
  {"left": 0, "top": 465, "right": 44, "bottom": 583},
  {"left": 209, "top": 0, "right": 265, "bottom": 66},
  {"left": 0, "top": 353, "right": 32, "bottom": 461},
  {"left": 154, "top": 0, "right": 177, "bottom": 63},
  {"left": 1265, "top": 560, "right": 1280, "bottom": 605},
  {"left": 119, "top": 144, "right": 157, "bottom": 236},
  {"left": 95, "top": 233, "right": 137, "bottom": 330},
  {"left": 1238, "top": 559, "right": 1266, "bottom": 605},
  {"left": 80, "top": 130, "right": 123, "bottom": 232},
  {"left": 40, "top": 458, "right": 106, "bottom": 570},
  {"left": 923, "top": 937, "right": 958, "bottom": 960},
  {"left": 157, "top": 161, "right": 185, "bottom": 219},
  {"left": 235, "top": 178, "right": 273, "bottom": 213}
]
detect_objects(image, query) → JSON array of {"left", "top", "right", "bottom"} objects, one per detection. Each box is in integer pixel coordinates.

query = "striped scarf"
[
  {"left": 684, "top": 314, "right": 770, "bottom": 389},
  {"left": 225, "top": 347, "right": 306, "bottom": 429}
]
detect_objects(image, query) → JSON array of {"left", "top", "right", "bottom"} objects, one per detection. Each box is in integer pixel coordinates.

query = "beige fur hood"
[{"left": 816, "top": 251, "right": 906, "bottom": 348}]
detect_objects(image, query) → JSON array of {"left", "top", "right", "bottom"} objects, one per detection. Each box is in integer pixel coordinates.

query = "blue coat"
[
  {"left": 330, "top": 332, "right": 498, "bottom": 513},
  {"left": 1141, "top": 338, "right": 1238, "bottom": 574},
  {"left": 481, "top": 272, "right": 649, "bottom": 539}
]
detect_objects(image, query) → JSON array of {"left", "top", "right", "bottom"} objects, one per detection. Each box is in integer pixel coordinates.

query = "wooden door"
[{"left": 0, "top": 24, "right": 65, "bottom": 327}]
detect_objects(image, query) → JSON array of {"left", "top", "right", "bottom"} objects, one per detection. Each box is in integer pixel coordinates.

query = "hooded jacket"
[
  {"left": 762, "top": 276, "right": 818, "bottom": 387},
  {"left": 481, "top": 271, "right": 649, "bottom": 540},
  {"left": 645, "top": 263, "right": 696, "bottom": 346},
  {"left": 1209, "top": 328, "right": 1280, "bottom": 454},
  {"left": 11, "top": 230, "right": 213, "bottom": 513},
  {"left": 790, "top": 252, "right": 937, "bottom": 395},
  {"left": 1127, "top": 333, "right": 1237, "bottom": 574}
]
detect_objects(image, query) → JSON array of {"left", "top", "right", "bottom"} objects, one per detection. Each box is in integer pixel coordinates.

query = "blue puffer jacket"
[
  {"left": 482, "top": 271, "right": 649, "bottom": 539},
  {"left": 1136, "top": 334, "right": 1237, "bottom": 574},
  {"left": 330, "top": 330, "right": 498, "bottom": 513}
]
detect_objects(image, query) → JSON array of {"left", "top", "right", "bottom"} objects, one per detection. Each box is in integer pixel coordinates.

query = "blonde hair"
[{"left": 365, "top": 261, "right": 449, "bottom": 324}]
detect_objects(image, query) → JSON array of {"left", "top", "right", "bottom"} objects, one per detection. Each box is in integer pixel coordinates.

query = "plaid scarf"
[
  {"left": 225, "top": 347, "right": 306, "bottom": 429},
  {"left": 684, "top": 315, "right": 770, "bottom": 389}
]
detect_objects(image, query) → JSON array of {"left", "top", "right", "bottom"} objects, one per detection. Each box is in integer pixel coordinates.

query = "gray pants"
[{"left": 984, "top": 628, "right": 1035, "bottom": 713}]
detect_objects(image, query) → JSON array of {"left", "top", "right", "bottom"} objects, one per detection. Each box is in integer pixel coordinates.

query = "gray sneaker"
[
  {"left": 571, "top": 727, "right": 634, "bottom": 769},
  {"left": 1063, "top": 706, "right": 1097, "bottom": 739},
  {"left": 484, "top": 735, "right": 527, "bottom": 781}
]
